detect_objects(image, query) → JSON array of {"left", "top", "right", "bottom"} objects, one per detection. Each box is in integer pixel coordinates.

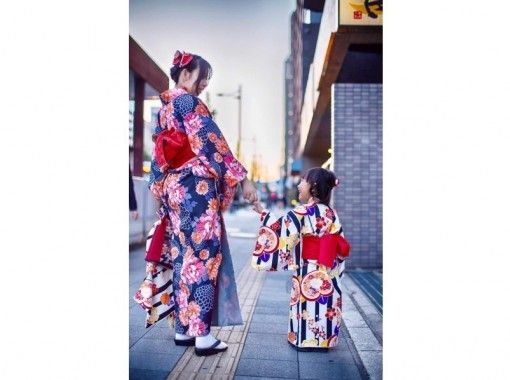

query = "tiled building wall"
[{"left": 331, "top": 83, "right": 382, "bottom": 268}]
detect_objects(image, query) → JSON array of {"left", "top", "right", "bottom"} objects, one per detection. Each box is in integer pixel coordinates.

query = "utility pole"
[
  {"left": 217, "top": 85, "right": 242, "bottom": 159},
  {"left": 205, "top": 91, "right": 218, "bottom": 119},
  {"left": 236, "top": 85, "right": 242, "bottom": 160}
]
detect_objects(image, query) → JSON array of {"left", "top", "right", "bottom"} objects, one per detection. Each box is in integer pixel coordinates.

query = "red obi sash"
[
  {"left": 154, "top": 127, "right": 196, "bottom": 171},
  {"left": 302, "top": 234, "right": 351, "bottom": 268}
]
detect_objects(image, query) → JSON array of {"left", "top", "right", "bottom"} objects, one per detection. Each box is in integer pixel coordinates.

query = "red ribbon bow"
[
  {"left": 173, "top": 50, "right": 193, "bottom": 67},
  {"left": 302, "top": 234, "right": 351, "bottom": 268},
  {"left": 154, "top": 127, "right": 193, "bottom": 172}
]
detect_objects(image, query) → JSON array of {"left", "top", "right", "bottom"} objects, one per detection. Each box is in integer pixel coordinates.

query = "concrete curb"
[{"left": 342, "top": 274, "right": 383, "bottom": 380}]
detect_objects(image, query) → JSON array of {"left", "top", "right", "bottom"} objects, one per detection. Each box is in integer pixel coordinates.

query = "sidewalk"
[{"left": 129, "top": 208, "right": 382, "bottom": 379}]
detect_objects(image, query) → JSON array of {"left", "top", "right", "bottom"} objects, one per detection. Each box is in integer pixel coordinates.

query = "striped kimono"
[{"left": 252, "top": 202, "right": 347, "bottom": 349}]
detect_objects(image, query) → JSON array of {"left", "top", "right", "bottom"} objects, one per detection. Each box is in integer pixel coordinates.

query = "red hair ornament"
[{"left": 173, "top": 50, "right": 193, "bottom": 67}]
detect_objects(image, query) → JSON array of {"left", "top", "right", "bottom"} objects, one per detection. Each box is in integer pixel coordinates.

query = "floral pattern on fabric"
[
  {"left": 149, "top": 88, "right": 247, "bottom": 212},
  {"left": 252, "top": 203, "right": 347, "bottom": 349},
  {"left": 135, "top": 88, "right": 245, "bottom": 335}
]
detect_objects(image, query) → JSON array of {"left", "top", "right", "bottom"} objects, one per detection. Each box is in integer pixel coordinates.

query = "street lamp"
[{"left": 217, "top": 85, "right": 242, "bottom": 159}]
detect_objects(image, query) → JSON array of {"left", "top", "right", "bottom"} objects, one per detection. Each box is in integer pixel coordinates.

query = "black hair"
[
  {"left": 170, "top": 54, "right": 212, "bottom": 91},
  {"left": 304, "top": 167, "right": 338, "bottom": 205}
]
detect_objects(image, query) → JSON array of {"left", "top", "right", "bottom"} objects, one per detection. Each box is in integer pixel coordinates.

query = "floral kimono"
[
  {"left": 252, "top": 202, "right": 348, "bottom": 349},
  {"left": 134, "top": 88, "right": 247, "bottom": 336}
]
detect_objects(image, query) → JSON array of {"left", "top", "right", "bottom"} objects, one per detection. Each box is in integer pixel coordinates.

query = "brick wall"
[{"left": 331, "top": 83, "right": 382, "bottom": 269}]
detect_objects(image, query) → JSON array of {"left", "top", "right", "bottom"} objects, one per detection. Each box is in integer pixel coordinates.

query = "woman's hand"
[
  {"left": 252, "top": 201, "right": 265, "bottom": 214},
  {"left": 241, "top": 179, "right": 258, "bottom": 204}
]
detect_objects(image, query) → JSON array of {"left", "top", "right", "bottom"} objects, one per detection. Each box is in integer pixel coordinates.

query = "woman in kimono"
[
  {"left": 134, "top": 51, "right": 258, "bottom": 356},
  {"left": 252, "top": 167, "right": 350, "bottom": 350}
]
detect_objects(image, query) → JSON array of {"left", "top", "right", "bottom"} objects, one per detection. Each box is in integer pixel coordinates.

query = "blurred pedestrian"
[
  {"left": 129, "top": 167, "right": 139, "bottom": 220},
  {"left": 134, "top": 50, "right": 258, "bottom": 356},
  {"left": 270, "top": 191, "right": 277, "bottom": 209},
  {"left": 251, "top": 167, "right": 350, "bottom": 351}
]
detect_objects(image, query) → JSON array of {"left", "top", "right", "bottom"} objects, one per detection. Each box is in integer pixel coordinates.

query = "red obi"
[
  {"left": 154, "top": 127, "right": 196, "bottom": 171},
  {"left": 302, "top": 234, "right": 351, "bottom": 268}
]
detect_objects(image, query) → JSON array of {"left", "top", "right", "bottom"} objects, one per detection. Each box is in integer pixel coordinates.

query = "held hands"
[
  {"left": 241, "top": 178, "right": 258, "bottom": 204},
  {"left": 241, "top": 179, "right": 265, "bottom": 215},
  {"left": 252, "top": 201, "right": 265, "bottom": 214}
]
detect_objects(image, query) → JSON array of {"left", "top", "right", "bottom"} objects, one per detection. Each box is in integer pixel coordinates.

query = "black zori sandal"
[
  {"left": 194, "top": 339, "right": 228, "bottom": 356},
  {"left": 174, "top": 337, "right": 196, "bottom": 346}
]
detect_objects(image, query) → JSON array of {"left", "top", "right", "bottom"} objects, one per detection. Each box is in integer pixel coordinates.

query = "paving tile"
[
  {"left": 256, "top": 295, "right": 289, "bottom": 302},
  {"left": 253, "top": 306, "right": 290, "bottom": 316},
  {"left": 143, "top": 326, "right": 173, "bottom": 340},
  {"left": 358, "top": 350, "right": 382, "bottom": 380},
  {"left": 263, "top": 281, "right": 290, "bottom": 289},
  {"left": 297, "top": 346, "right": 356, "bottom": 363},
  {"left": 153, "top": 319, "right": 173, "bottom": 330},
  {"left": 248, "top": 322, "right": 288, "bottom": 334},
  {"left": 259, "top": 285, "right": 287, "bottom": 292},
  {"left": 257, "top": 288, "right": 287, "bottom": 293},
  {"left": 255, "top": 299, "right": 290, "bottom": 308},
  {"left": 129, "top": 368, "right": 170, "bottom": 380},
  {"left": 130, "top": 325, "right": 149, "bottom": 342},
  {"left": 130, "top": 307, "right": 149, "bottom": 325},
  {"left": 129, "top": 351, "right": 181, "bottom": 372},
  {"left": 130, "top": 334, "right": 143, "bottom": 347},
  {"left": 342, "top": 310, "right": 369, "bottom": 328},
  {"left": 250, "top": 313, "right": 288, "bottom": 324},
  {"left": 240, "top": 342, "right": 297, "bottom": 361},
  {"left": 235, "top": 358, "right": 298, "bottom": 379},
  {"left": 130, "top": 337, "right": 187, "bottom": 355},
  {"left": 234, "top": 376, "right": 286, "bottom": 380},
  {"left": 346, "top": 327, "right": 381, "bottom": 351},
  {"left": 244, "top": 333, "right": 288, "bottom": 347},
  {"left": 260, "top": 285, "right": 288, "bottom": 291},
  {"left": 364, "top": 312, "right": 382, "bottom": 324},
  {"left": 299, "top": 361, "right": 363, "bottom": 380},
  {"left": 130, "top": 297, "right": 139, "bottom": 309}
]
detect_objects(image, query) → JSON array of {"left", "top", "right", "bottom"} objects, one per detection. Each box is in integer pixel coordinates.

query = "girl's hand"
[
  {"left": 252, "top": 201, "right": 265, "bottom": 214},
  {"left": 241, "top": 179, "right": 258, "bottom": 204}
]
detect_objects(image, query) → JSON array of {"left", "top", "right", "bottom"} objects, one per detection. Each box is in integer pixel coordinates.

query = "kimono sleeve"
[
  {"left": 148, "top": 105, "right": 169, "bottom": 200},
  {"left": 174, "top": 94, "right": 247, "bottom": 210},
  {"left": 251, "top": 208, "right": 304, "bottom": 272}
]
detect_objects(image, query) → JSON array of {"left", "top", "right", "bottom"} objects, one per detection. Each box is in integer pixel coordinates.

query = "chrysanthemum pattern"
[{"left": 139, "top": 87, "right": 246, "bottom": 337}]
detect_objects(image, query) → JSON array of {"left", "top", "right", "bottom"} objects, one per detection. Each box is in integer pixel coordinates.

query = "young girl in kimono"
[{"left": 252, "top": 167, "right": 350, "bottom": 351}]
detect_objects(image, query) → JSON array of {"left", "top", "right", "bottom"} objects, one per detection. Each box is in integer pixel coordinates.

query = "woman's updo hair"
[
  {"left": 170, "top": 53, "right": 212, "bottom": 87},
  {"left": 304, "top": 167, "right": 339, "bottom": 205}
]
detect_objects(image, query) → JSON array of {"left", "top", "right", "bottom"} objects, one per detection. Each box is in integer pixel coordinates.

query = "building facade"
[{"left": 287, "top": 0, "right": 382, "bottom": 268}]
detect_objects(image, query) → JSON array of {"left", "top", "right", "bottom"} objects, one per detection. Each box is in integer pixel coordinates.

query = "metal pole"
[{"left": 237, "top": 85, "right": 242, "bottom": 160}]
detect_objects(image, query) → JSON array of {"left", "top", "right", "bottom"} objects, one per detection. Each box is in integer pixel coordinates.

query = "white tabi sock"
[
  {"left": 195, "top": 333, "right": 227, "bottom": 349},
  {"left": 175, "top": 332, "right": 193, "bottom": 341}
]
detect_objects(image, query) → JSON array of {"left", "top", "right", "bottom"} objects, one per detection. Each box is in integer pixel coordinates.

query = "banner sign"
[{"left": 339, "top": 0, "right": 383, "bottom": 26}]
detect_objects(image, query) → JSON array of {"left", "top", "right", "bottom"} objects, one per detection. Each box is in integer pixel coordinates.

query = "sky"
[{"left": 130, "top": 0, "right": 296, "bottom": 181}]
